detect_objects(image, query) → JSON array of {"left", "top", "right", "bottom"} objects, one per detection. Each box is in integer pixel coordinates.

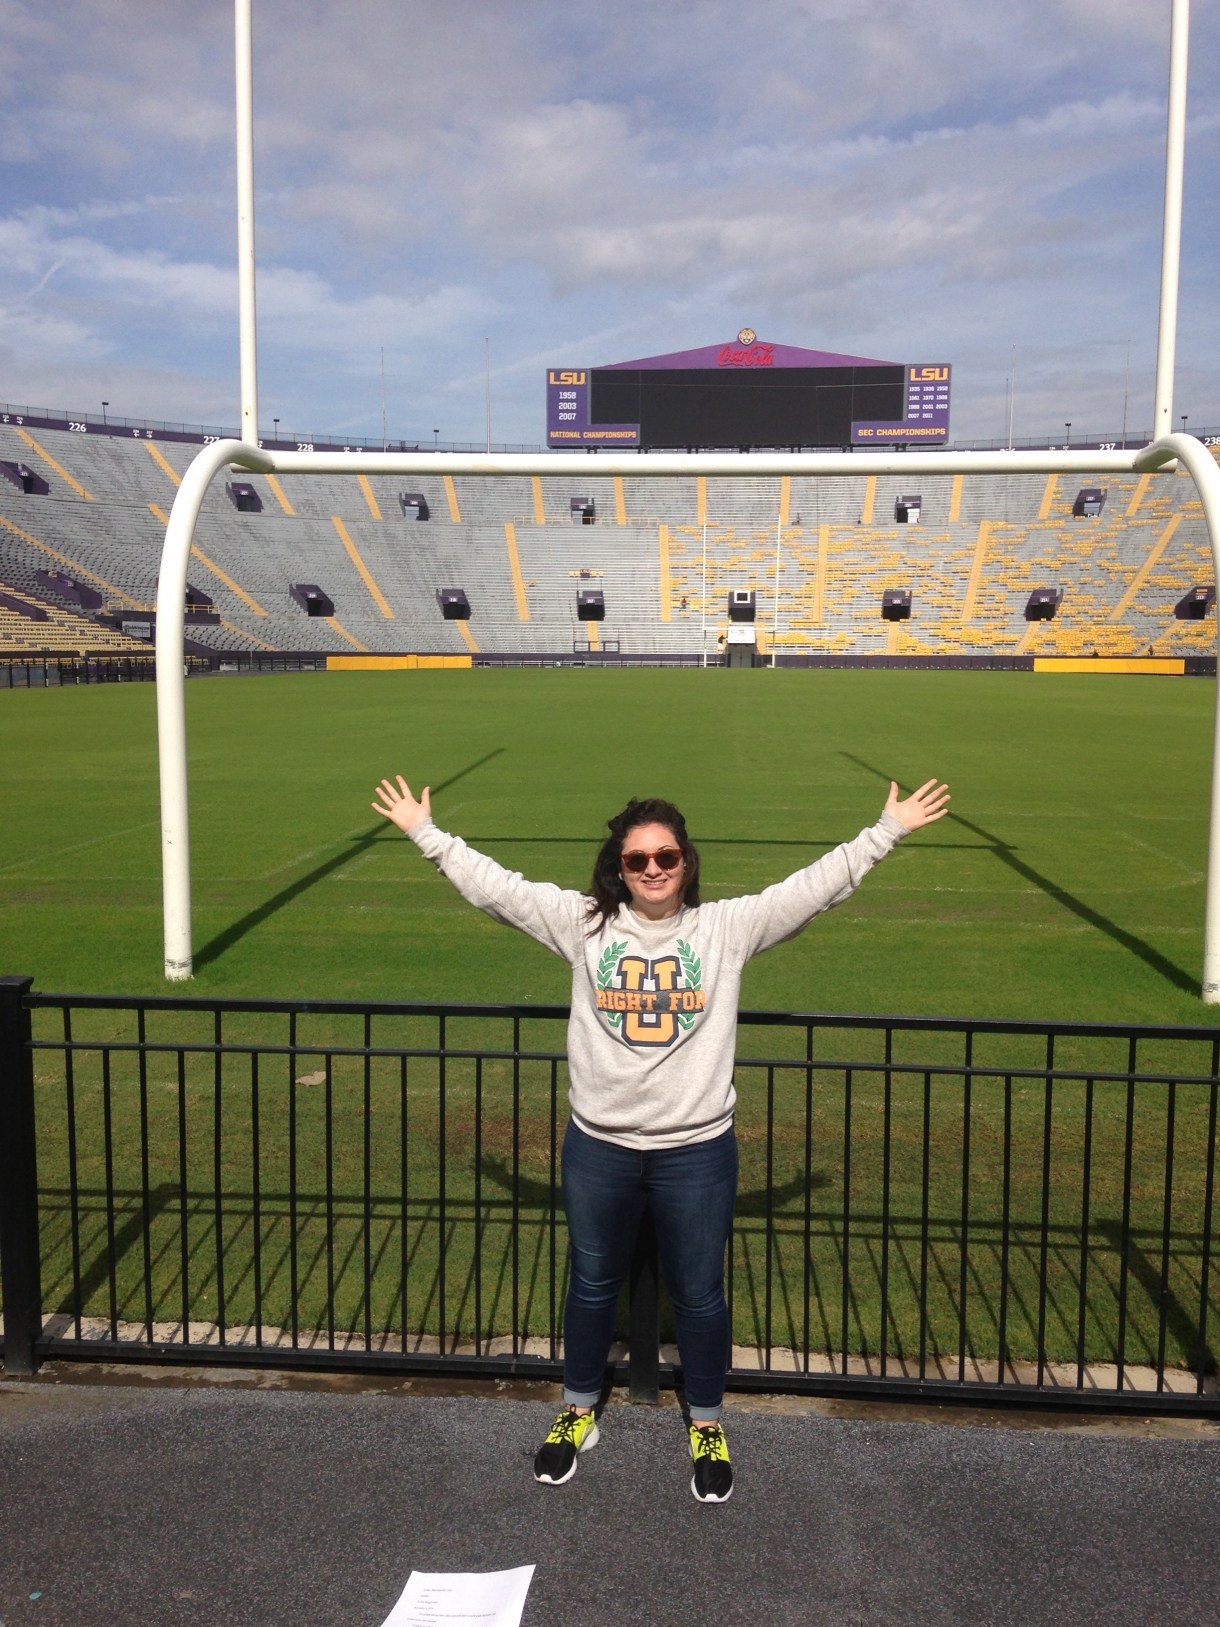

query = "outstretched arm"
[
  {"left": 371, "top": 771, "right": 585, "bottom": 961},
  {"left": 884, "top": 778, "right": 950, "bottom": 833},
  {"left": 372, "top": 775, "right": 431, "bottom": 834}
]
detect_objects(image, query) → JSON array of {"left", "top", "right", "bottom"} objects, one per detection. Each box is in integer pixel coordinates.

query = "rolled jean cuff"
[
  {"left": 688, "top": 1403, "right": 722, "bottom": 1424},
  {"left": 563, "top": 1386, "right": 601, "bottom": 1410}
]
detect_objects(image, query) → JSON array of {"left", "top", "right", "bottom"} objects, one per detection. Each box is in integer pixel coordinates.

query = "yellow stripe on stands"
[
  {"left": 219, "top": 617, "right": 278, "bottom": 650},
  {"left": 14, "top": 427, "right": 94, "bottom": 501},
  {"left": 658, "top": 525, "right": 672, "bottom": 622},
  {"left": 504, "top": 523, "right": 530, "bottom": 621},
  {"left": 144, "top": 441, "right": 182, "bottom": 487},
  {"left": 532, "top": 477, "right": 545, "bottom": 525},
  {"left": 885, "top": 621, "right": 901, "bottom": 654},
  {"left": 1015, "top": 620, "right": 1043, "bottom": 656},
  {"left": 444, "top": 475, "right": 461, "bottom": 522},
  {"left": 1034, "top": 658, "right": 1185, "bottom": 675},
  {"left": 586, "top": 621, "right": 601, "bottom": 652},
  {"left": 454, "top": 618, "right": 479, "bottom": 653},
  {"left": 149, "top": 503, "right": 170, "bottom": 525},
  {"left": 1126, "top": 473, "right": 1153, "bottom": 517},
  {"left": 325, "top": 616, "right": 368, "bottom": 651},
  {"left": 614, "top": 477, "right": 627, "bottom": 526},
  {"left": 962, "top": 521, "right": 992, "bottom": 622},
  {"left": 948, "top": 473, "right": 963, "bottom": 523},
  {"left": 187, "top": 543, "right": 269, "bottom": 616},
  {"left": 358, "top": 475, "right": 383, "bottom": 521},
  {"left": 779, "top": 477, "right": 790, "bottom": 528},
  {"left": 696, "top": 478, "right": 707, "bottom": 526},
  {"left": 860, "top": 477, "right": 875, "bottom": 525},
  {"left": 0, "top": 513, "right": 143, "bottom": 607},
  {"left": 327, "top": 654, "right": 472, "bottom": 671},
  {"left": 1110, "top": 513, "right": 1182, "bottom": 621},
  {"left": 332, "top": 517, "right": 394, "bottom": 619},
  {"left": 1037, "top": 474, "right": 1058, "bottom": 521},
  {"left": 266, "top": 474, "right": 295, "bottom": 516}
]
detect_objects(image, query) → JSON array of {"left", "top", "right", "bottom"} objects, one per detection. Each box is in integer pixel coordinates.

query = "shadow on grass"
[
  {"left": 472, "top": 1154, "right": 827, "bottom": 1215},
  {"left": 841, "top": 751, "right": 1198, "bottom": 999},
  {"left": 40, "top": 1185, "right": 1216, "bottom": 1376},
  {"left": 194, "top": 749, "right": 505, "bottom": 971}
]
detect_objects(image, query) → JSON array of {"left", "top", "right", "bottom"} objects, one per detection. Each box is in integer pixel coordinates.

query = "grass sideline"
[{"left": 2, "top": 666, "right": 1217, "bottom": 1023}]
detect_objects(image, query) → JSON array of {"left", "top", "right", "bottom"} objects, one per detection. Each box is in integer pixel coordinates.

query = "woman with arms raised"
[{"left": 373, "top": 773, "right": 950, "bottom": 1503}]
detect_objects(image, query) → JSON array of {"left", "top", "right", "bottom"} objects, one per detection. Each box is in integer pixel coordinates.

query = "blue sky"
[{"left": 1, "top": 0, "right": 1217, "bottom": 446}]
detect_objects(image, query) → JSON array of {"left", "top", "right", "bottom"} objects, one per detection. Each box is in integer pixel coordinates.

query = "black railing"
[{"left": 1, "top": 978, "right": 1217, "bottom": 1414}]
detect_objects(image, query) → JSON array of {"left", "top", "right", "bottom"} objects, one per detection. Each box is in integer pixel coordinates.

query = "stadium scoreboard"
[{"left": 546, "top": 332, "right": 950, "bottom": 451}]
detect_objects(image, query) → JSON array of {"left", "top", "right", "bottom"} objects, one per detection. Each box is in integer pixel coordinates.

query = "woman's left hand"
[{"left": 885, "top": 779, "right": 950, "bottom": 832}]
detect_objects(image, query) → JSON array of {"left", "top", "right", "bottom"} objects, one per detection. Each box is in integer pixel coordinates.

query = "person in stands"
[{"left": 373, "top": 773, "right": 950, "bottom": 1502}]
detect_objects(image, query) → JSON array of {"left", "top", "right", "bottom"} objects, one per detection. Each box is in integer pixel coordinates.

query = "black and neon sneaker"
[
  {"left": 689, "top": 1422, "right": 733, "bottom": 1503},
  {"left": 533, "top": 1407, "right": 600, "bottom": 1485}
]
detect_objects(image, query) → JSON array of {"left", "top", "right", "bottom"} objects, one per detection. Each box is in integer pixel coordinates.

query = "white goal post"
[{"left": 155, "top": 435, "right": 1220, "bottom": 993}]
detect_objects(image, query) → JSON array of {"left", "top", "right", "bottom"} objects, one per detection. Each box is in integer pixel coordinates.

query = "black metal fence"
[{"left": 1, "top": 977, "right": 1217, "bottom": 1414}]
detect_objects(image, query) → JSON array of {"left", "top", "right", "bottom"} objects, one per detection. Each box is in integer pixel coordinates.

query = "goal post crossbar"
[{"left": 156, "top": 436, "right": 1220, "bottom": 993}]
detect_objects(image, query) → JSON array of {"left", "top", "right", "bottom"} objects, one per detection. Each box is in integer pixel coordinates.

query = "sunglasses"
[{"left": 621, "top": 846, "right": 683, "bottom": 874}]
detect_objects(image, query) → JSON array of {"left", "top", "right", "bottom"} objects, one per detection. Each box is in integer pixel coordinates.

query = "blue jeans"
[{"left": 560, "top": 1120, "right": 738, "bottom": 1422}]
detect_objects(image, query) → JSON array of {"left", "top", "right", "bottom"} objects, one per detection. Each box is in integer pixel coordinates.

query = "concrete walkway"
[{"left": 1, "top": 1366, "right": 1216, "bottom": 1626}]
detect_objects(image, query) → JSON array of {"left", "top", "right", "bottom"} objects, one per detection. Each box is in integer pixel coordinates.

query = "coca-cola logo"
[{"left": 718, "top": 343, "right": 774, "bottom": 368}]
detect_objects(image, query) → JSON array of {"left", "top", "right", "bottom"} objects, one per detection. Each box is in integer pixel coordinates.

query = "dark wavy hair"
[{"left": 585, "top": 797, "right": 701, "bottom": 934}]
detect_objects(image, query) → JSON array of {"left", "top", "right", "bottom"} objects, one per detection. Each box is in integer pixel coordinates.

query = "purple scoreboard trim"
[
  {"left": 546, "top": 369, "right": 640, "bottom": 448},
  {"left": 852, "top": 362, "right": 951, "bottom": 446},
  {"left": 598, "top": 337, "right": 896, "bottom": 371}
]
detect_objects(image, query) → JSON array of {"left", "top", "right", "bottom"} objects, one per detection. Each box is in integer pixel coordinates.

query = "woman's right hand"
[{"left": 372, "top": 775, "right": 431, "bottom": 834}]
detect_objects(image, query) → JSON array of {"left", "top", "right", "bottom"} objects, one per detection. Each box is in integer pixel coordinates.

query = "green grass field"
[
  {"left": 5, "top": 668, "right": 1218, "bottom": 1373},
  {"left": 3, "top": 666, "right": 1217, "bottom": 1024}
]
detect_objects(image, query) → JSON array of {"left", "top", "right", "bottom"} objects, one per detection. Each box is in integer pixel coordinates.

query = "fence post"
[
  {"left": 628, "top": 1210, "right": 660, "bottom": 1402},
  {"left": 0, "top": 977, "right": 42, "bottom": 1376}
]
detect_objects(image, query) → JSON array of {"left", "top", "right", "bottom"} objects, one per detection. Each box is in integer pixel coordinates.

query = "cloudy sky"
[{"left": 1, "top": 0, "right": 1216, "bottom": 447}]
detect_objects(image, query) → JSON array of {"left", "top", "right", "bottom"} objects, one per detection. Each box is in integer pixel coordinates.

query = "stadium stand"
[{"left": 0, "top": 420, "right": 1216, "bottom": 665}]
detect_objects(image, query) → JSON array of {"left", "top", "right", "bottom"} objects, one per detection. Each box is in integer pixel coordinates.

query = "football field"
[{"left": 3, "top": 665, "right": 1218, "bottom": 1026}]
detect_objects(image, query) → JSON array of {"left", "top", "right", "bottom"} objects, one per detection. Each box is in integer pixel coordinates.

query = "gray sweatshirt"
[{"left": 408, "top": 809, "right": 908, "bottom": 1150}]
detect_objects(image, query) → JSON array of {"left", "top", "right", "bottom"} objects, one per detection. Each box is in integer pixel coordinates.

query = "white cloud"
[{"left": 0, "top": 0, "right": 1214, "bottom": 442}]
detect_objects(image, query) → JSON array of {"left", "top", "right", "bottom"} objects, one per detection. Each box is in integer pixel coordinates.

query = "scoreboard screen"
[
  {"left": 545, "top": 336, "right": 951, "bottom": 450},
  {"left": 590, "top": 365, "right": 906, "bottom": 449}
]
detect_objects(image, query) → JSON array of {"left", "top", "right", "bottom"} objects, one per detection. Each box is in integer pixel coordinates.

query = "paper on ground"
[{"left": 379, "top": 1565, "right": 535, "bottom": 1627}]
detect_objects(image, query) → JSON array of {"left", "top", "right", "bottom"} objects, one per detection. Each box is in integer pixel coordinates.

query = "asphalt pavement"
[{"left": 1, "top": 1366, "right": 1217, "bottom": 1627}]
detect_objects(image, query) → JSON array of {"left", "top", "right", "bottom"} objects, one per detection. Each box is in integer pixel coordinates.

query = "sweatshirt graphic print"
[{"left": 408, "top": 810, "right": 907, "bottom": 1150}]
